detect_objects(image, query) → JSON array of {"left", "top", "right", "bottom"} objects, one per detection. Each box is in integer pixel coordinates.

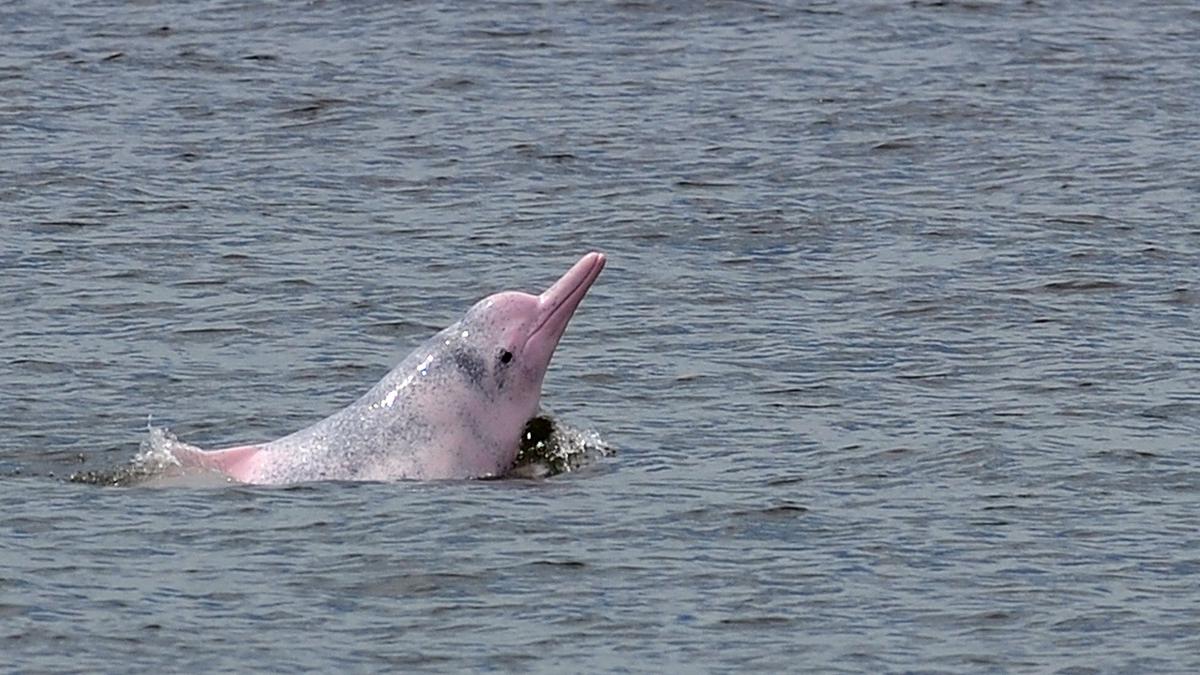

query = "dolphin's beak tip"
[{"left": 535, "top": 251, "right": 607, "bottom": 321}]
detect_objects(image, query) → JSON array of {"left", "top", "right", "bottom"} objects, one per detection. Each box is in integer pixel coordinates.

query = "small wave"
[{"left": 72, "top": 417, "right": 612, "bottom": 487}]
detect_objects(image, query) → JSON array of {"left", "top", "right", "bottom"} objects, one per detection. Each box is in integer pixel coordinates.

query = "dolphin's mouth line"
[{"left": 528, "top": 253, "right": 605, "bottom": 343}]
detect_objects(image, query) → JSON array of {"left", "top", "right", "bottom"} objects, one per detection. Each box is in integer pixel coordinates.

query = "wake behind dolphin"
[{"left": 162, "top": 252, "right": 606, "bottom": 484}]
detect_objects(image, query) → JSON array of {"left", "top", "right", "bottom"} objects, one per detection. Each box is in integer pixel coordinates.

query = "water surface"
[{"left": 2, "top": 1, "right": 1199, "bottom": 671}]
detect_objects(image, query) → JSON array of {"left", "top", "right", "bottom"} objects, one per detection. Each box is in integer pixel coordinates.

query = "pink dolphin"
[{"left": 170, "top": 252, "right": 606, "bottom": 484}]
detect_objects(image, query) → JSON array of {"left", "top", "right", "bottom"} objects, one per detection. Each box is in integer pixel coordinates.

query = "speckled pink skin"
[{"left": 172, "top": 252, "right": 605, "bottom": 484}]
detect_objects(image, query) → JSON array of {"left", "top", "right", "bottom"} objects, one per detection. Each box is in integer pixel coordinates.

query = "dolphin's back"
[{"left": 242, "top": 325, "right": 459, "bottom": 482}]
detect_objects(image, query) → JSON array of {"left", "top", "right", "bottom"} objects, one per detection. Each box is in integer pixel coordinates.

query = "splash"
[
  {"left": 507, "top": 414, "right": 615, "bottom": 479},
  {"left": 69, "top": 427, "right": 230, "bottom": 487}
]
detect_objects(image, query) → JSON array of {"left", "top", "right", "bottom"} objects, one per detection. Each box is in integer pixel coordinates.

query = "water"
[{"left": 3, "top": 0, "right": 1199, "bottom": 671}]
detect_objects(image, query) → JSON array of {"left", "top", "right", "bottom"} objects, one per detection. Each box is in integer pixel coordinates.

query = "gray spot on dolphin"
[
  {"left": 126, "top": 252, "right": 607, "bottom": 485},
  {"left": 451, "top": 347, "right": 488, "bottom": 390}
]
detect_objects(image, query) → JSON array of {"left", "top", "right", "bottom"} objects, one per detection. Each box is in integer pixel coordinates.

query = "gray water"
[{"left": 3, "top": 0, "right": 1199, "bottom": 672}]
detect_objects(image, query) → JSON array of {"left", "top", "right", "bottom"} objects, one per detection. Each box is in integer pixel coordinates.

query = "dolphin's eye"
[{"left": 499, "top": 349, "right": 513, "bottom": 365}]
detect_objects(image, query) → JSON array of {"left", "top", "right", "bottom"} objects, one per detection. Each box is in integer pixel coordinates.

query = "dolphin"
[{"left": 168, "top": 252, "right": 606, "bottom": 484}]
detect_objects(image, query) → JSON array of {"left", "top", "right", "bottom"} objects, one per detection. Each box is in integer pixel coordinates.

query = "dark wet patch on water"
[{"left": 507, "top": 415, "right": 614, "bottom": 479}]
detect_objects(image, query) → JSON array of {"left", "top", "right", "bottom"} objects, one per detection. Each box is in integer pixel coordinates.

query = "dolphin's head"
[{"left": 436, "top": 252, "right": 606, "bottom": 473}]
